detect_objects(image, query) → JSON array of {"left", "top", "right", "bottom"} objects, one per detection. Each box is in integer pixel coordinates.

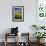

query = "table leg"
[{"left": 4, "top": 34, "right": 7, "bottom": 46}]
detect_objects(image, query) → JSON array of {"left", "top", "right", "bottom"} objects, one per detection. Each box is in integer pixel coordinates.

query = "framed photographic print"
[{"left": 12, "top": 6, "right": 24, "bottom": 22}]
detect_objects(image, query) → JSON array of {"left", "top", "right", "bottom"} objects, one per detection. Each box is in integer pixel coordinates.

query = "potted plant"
[
  {"left": 40, "top": 26, "right": 45, "bottom": 29},
  {"left": 32, "top": 24, "right": 45, "bottom": 30},
  {"left": 32, "top": 25, "right": 39, "bottom": 30},
  {"left": 33, "top": 32, "right": 46, "bottom": 43}
]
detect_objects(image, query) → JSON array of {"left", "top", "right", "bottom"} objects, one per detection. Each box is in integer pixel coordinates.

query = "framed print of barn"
[{"left": 12, "top": 6, "right": 24, "bottom": 22}]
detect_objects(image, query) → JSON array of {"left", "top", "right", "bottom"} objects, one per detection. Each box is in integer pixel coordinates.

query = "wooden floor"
[{"left": 0, "top": 42, "right": 46, "bottom": 46}]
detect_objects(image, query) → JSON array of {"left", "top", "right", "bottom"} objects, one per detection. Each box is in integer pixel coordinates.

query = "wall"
[{"left": 0, "top": 0, "right": 36, "bottom": 42}]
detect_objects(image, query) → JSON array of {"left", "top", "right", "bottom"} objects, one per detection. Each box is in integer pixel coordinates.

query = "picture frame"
[{"left": 12, "top": 6, "right": 24, "bottom": 22}]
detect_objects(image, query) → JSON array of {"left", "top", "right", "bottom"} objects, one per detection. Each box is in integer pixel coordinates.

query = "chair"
[
  {"left": 4, "top": 27, "right": 19, "bottom": 46},
  {"left": 4, "top": 33, "right": 18, "bottom": 46},
  {"left": 18, "top": 33, "right": 30, "bottom": 46}
]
